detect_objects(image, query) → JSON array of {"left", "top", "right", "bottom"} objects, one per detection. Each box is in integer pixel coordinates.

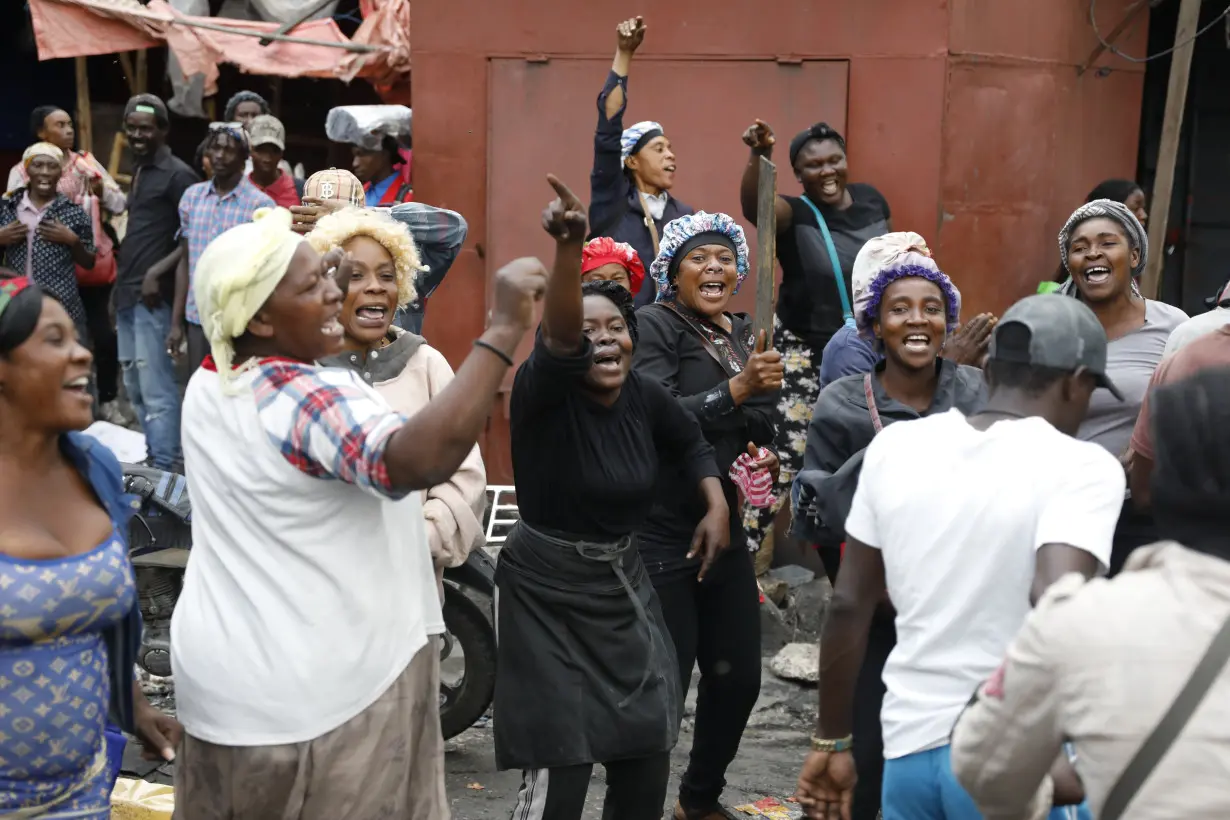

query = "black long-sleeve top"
[
  {"left": 510, "top": 332, "right": 720, "bottom": 542},
  {"left": 589, "top": 70, "right": 693, "bottom": 308},
  {"left": 632, "top": 305, "right": 777, "bottom": 576}
]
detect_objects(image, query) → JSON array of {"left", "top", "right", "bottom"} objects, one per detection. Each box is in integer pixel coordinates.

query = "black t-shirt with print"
[
  {"left": 776, "top": 183, "right": 891, "bottom": 351},
  {"left": 509, "top": 332, "right": 720, "bottom": 542}
]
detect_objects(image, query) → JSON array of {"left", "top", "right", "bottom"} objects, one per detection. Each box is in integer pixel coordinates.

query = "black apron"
[{"left": 493, "top": 521, "right": 680, "bottom": 770}]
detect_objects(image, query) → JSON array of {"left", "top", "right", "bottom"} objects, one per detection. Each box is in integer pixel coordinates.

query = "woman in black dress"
[
  {"left": 634, "top": 212, "right": 784, "bottom": 820},
  {"left": 496, "top": 178, "right": 728, "bottom": 820}
]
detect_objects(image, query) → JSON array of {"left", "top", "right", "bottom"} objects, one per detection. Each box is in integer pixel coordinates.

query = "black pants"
[
  {"left": 653, "top": 549, "right": 762, "bottom": 813},
  {"left": 508, "top": 753, "right": 671, "bottom": 820},
  {"left": 80, "top": 283, "right": 118, "bottom": 403},
  {"left": 816, "top": 544, "right": 895, "bottom": 820},
  {"left": 1109, "top": 498, "right": 1156, "bottom": 576}
]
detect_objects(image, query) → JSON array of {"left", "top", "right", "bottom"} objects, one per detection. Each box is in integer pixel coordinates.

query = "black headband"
[
  {"left": 629, "top": 128, "right": 664, "bottom": 159},
  {"left": 670, "top": 231, "right": 737, "bottom": 277},
  {"left": 789, "top": 122, "right": 846, "bottom": 168}
]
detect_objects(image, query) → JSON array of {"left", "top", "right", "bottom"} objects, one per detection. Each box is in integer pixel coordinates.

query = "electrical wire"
[{"left": 1090, "top": 0, "right": 1230, "bottom": 63}]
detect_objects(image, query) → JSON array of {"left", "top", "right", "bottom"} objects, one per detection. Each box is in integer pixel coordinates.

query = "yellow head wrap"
[
  {"left": 22, "top": 142, "right": 64, "bottom": 167},
  {"left": 193, "top": 207, "right": 305, "bottom": 392}
]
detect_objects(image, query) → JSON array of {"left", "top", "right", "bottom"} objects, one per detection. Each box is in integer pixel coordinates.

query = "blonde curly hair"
[{"left": 307, "top": 207, "right": 424, "bottom": 308}]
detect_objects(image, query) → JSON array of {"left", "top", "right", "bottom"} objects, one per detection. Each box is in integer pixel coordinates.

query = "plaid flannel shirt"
[
  {"left": 178, "top": 176, "right": 274, "bottom": 325},
  {"left": 250, "top": 359, "right": 408, "bottom": 499}
]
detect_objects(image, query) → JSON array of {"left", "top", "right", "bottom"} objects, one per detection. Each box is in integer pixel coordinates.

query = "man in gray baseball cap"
[
  {"left": 796, "top": 292, "right": 1125, "bottom": 819},
  {"left": 986, "top": 293, "right": 1124, "bottom": 407}
]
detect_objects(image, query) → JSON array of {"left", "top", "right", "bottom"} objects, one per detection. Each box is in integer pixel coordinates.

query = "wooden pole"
[
  {"left": 74, "top": 56, "right": 93, "bottom": 155},
  {"left": 753, "top": 155, "right": 778, "bottom": 345},
  {"left": 1140, "top": 0, "right": 1203, "bottom": 300},
  {"left": 136, "top": 49, "right": 148, "bottom": 95}
]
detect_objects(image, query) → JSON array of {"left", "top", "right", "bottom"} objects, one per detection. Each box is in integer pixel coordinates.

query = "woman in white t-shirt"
[
  {"left": 1056, "top": 199, "right": 1187, "bottom": 572},
  {"left": 170, "top": 207, "right": 546, "bottom": 820}
]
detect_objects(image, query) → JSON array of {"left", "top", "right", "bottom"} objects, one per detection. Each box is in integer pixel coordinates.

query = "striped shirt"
[{"left": 178, "top": 176, "right": 274, "bottom": 325}]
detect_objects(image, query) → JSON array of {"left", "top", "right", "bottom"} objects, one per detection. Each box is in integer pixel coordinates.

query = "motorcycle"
[{"left": 123, "top": 465, "right": 497, "bottom": 740}]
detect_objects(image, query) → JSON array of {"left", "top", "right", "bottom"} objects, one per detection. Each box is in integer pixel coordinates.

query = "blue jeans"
[
  {"left": 116, "top": 304, "right": 182, "bottom": 470},
  {"left": 882, "top": 744, "right": 1092, "bottom": 820}
]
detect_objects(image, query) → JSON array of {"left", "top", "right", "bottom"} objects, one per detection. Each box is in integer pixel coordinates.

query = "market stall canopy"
[{"left": 27, "top": 0, "right": 410, "bottom": 92}]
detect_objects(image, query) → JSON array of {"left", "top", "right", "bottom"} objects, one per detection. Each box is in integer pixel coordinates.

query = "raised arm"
[
  {"left": 739, "top": 119, "right": 793, "bottom": 232},
  {"left": 539, "top": 175, "right": 588, "bottom": 354},
  {"left": 590, "top": 17, "right": 644, "bottom": 238},
  {"left": 381, "top": 256, "right": 547, "bottom": 490},
  {"left": 388, "top": 201, "right": 469, "bottom": 300}
]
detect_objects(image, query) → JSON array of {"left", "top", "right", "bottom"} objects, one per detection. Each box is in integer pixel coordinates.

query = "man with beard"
[
  {"left": 115, "top": 94, "right": 198, "bottom": 470},
  {"left": 170, "top": 122, "right": 273, "bottom": 373}
]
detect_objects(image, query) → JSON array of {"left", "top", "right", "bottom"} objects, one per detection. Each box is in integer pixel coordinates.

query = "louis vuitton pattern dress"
[{"left": 0, "top": 530, "right": 136, "bottom": 818}]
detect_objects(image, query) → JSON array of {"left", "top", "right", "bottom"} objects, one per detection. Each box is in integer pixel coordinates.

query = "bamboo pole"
[
  {"left": 1140, "top": 0, "right": 1203, "bottom": 300},
  {"left": 136, "top": 49, "right": 148, "bottom": 95},
  {"left": 74, "top": 56, "right": 93, "bottom": 155}
]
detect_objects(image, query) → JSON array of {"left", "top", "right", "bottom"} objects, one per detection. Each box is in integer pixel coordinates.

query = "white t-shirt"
[
  {"left": 844, "top": 409, "right": 1124, "bottom": 760},
  {"left": 172, "top": 360, "right": 443, "bottom": 746},
  {"left": 1162, "top": 306, "right": 1230, "bottom": 357}
]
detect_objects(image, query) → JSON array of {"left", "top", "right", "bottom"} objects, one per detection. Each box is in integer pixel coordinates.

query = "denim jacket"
[{"left": 60, "top": 430, "right": 143, "bottom": 734}]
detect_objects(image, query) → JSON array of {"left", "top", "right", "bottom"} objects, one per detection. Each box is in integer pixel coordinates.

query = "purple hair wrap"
[{"left": 857, "top": 264, "right": 962, "bottom": 343}]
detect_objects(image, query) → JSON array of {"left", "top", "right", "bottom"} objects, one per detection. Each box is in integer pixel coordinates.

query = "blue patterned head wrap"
[
  {"left": 651, "top": 212, "right": 750, "bottom": 302},
  {"left": 621, "top": 120, "right": 664, "bottom": 164}
]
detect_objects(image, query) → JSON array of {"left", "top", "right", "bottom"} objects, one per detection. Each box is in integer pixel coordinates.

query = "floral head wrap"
[
  {"left": 0, "top": 277, "right": 43, "bottom": 354},
  {"left": 650, "top": 212, "right": 750, "bottom": 303},
  {"left": 194, "top": 208, "right": 304, "bottom": 391},
  {"left": 582, "top": 237, "right": 646, "bottom": 295}
]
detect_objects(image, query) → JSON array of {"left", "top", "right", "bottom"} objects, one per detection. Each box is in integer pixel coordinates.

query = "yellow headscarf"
[
  {"left": 194, "top": 207, "right": 304, "bottom": 391},
  {"left": 22, "top": 142, "right": 64, "bottom": 167}
]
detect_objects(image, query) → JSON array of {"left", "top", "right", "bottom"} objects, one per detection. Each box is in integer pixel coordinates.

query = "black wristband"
[{"left": 474, "top": 338, "right": 514, "bottom": 367}]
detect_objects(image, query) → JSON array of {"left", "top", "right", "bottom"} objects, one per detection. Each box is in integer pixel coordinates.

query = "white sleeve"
[
  {"left": 1034, "top": 443, "right": 1125, "bottom": 570},
  {"left": 843, "top": 429, "right": 891, "bottom": 550}
]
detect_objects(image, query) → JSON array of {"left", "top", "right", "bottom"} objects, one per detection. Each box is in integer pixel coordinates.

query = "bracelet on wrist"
[
  {"left": 473, "top": 338, "right": 514, "bottom": 367},
  {"left": 810, "top": 734, "right": 853, "bottom": 753}
]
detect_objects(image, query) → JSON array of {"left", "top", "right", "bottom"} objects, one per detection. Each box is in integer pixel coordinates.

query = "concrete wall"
[{"left": 409, "top": 0, "right": 1147, "bottom": 482}]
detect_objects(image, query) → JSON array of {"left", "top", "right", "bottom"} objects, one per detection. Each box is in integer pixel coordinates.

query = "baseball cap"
[
  {"left": 302, "top": 167, "right": 364, "bottom": 207},
  {"left": 248, "top": 114, "right": 285, "bottom": 151},
  {"left": 987, "top": 294, "right": 1124, "bottom": 400}
]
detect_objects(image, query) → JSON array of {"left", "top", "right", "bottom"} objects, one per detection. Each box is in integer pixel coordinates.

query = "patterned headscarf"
[
  {"left": 620, "top": 120, "right": 664, "bottom": 164},
  {"left": 1057, "top": 198, "right": 1148, "bottom": 278},
  {"left": 194, "top": 208, "right": 304, "bottom": 391},
  {"left": 650, "top": 212, "right": 750, "bottom": 303},
  {"left": 22, "top": 142, "right": 64, "bottom": 167},
  {"left": 0, "top": 277, "right": 43, "bottom": 353},
  {"left": 582, "top": 237, "right": 646, "bottom": 295},
  {"left": 207, "top": 122, "right": 251, "bottom": 158}
]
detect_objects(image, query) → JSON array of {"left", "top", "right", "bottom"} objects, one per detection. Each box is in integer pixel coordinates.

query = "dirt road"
[{"left": 444, "top": 663, "right": 814, "bottom": 820}]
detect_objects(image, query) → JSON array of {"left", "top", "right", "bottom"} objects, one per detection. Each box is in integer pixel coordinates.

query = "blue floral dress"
[{"left": 0, "top": 530, "right": 136, "bottom": 818}]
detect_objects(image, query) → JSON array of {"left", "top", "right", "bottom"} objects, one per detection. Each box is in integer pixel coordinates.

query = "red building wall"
[{"left": 410, "top": 0, "right": 1146, "bottom": 483}]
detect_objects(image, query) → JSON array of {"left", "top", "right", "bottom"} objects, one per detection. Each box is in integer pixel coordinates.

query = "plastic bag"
[{"left": 325, "top": 105, "right": 412, "bottom": 151}]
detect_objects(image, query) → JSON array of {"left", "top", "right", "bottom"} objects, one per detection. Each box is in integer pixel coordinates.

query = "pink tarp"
[{"left": 27, "top": 0, "right": 407, "bottom": 93}]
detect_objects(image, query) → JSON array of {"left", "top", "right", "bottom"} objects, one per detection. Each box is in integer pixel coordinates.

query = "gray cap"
[{"left": 987, "top": 294, "right": 1124, "bottom": 400}]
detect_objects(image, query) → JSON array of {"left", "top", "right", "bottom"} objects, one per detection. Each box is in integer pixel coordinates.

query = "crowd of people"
[{"left": 2, "top": 12, "right": 1230, "bottom": 820}]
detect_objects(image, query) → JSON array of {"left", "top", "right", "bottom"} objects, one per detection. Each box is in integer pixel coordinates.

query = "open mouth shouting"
[
  {"left": 321, "top": 304, "right": 344, "bottom": 338},
  {"left": 62, "top": 374, "right": 92, "bottom": 403},
  {"left": 698, "top": 280, "right": 727, "bottom": 304},
  {"left": 820, "top": 178, "right": 840, "bottom": 198},
  {"left": 1081, "top": 265, "right": 1112, "bottom": 287},
  {"left": 352, "top": 302, "right": 390, "bottom": 330},
  {"left": 592, "top": 346, "right": 624, "bottom": 373},
  {"left": 903, "top": 333, "right": 933, "bottom": 353}
]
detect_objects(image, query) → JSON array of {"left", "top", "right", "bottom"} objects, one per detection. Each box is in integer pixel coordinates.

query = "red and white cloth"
[{"left": 730, "top": 447, "right": 775, "bottom": 508}]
